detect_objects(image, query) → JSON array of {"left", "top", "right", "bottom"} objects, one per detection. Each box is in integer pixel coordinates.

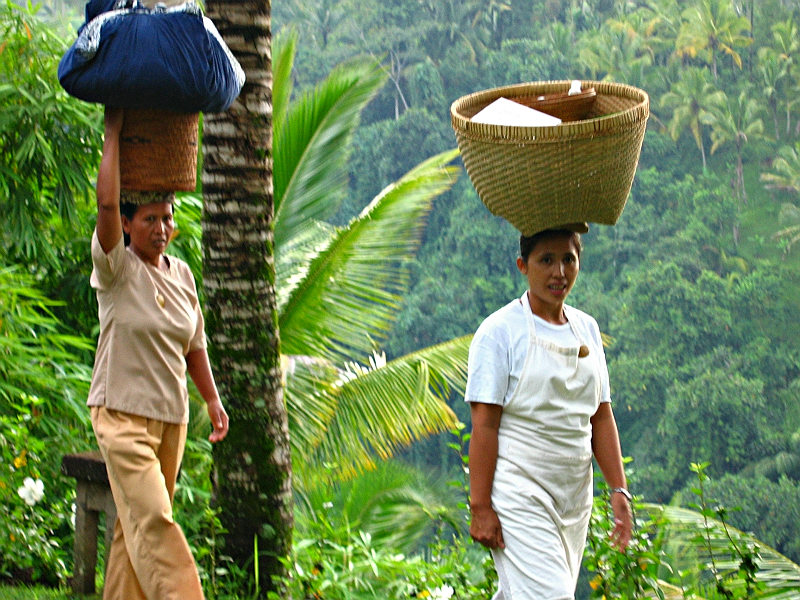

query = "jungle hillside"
[
  {"left": 3, "top": 0, "right": 800, "bottom": 598},
  {"left": 273, "top": 0, "right": 800, "bottom": 564}
]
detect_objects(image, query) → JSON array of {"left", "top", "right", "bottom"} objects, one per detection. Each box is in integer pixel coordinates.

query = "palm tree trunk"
[
  {"left": 698, "top": 133, "right": 707, "bottom": 171},
  {"left": 772, "top": 99, "right": 780, "bottom": 142},
  {"left": 737, "top": 145, "right": 746, "bottom": 204},
  {"left": 201, "top": 0, "right": 292, "bottom": 593}
]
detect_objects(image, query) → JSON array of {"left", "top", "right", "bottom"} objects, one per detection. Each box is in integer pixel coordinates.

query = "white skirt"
[{"left": 490, "top": 451, "right": 593, "bottom": 600}]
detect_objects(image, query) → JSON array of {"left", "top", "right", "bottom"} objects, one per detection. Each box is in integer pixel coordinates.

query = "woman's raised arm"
[{"left": 96, "top": 106, "right": 124, "bottom": 253}]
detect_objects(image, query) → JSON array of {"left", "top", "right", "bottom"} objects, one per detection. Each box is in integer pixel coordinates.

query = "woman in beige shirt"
[{"left": 88, "top": 106, "right": 228, "bottom": 600}]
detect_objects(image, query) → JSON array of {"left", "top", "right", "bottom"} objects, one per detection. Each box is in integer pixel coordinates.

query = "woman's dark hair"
[
  {"left": 119, "top": 202, "right": 138, "bottom": 220},
  {"left": 120, "top": 202, "right": 137, "bottom": 247},
  {"left": 519, "top": 229, "right": 583, "bottom": 262}
]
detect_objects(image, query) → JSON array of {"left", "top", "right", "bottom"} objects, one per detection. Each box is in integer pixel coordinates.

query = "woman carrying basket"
[
  {"left": 466, "top": 226, "right": 631, "bottom": 599},
  {"left": 88, "top": 106, "right": 229, "bottom": 599}
]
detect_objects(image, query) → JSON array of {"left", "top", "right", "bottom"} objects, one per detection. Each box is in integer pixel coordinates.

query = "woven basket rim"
[{"left": 450, "top": 80, "right": 649, "bottom": 142}]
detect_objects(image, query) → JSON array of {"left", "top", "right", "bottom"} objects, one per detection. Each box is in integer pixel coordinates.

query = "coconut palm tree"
[
  {"left": 279, "top": 0, "right": 346, "bottom": 49},
  {"left": 675, "top": 0, "right": 752, "bottom": 80},
  {"left": 762, "top": 141, "right": 800, "bottom": 195},
  {"left": 201, "top": 0, "right": 291, "bottom": 592},
  {"left": 659, "top": 66, "right": 724, "bottom": 171},
  {"left": 578, "top": 21, "right": 653, "bottom": 87},
  {"left": 757, "top": 47, "right": 790, "bottom": 141},
  {"left": 418, "top": 0, "right": 498, "bottom": 64},
  {"left": 703, "top": 88, "right": 765, "bottom": 203},
  {"left": 761, "top": 143, "right": 800, "bottom": 255},
  {"left": 634, "top": 0, "right": 683, "bottom": 66},
  {"left": 196, "top": 21, "right": 468, "bottom": 587},
  {"left": 471, "top": 0, "right": 511, "bottom": 50},
  {"left": 767, "top": 18, "right": 800, "bottom": 136}
]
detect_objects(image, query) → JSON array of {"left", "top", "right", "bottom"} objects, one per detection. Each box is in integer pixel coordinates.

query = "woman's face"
[
  {"left": 516, "top": 233, "right": 580, "bottom": 320},
  {"left": 122, "top": 202, "right": 174, "bottom": 266}
]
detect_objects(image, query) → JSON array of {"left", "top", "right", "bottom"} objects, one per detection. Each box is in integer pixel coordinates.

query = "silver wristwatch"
[{"left": 610, "top": 487, "right": 632, "bottom": 502}]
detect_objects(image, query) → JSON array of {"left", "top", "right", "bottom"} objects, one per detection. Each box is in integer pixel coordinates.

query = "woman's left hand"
[
  {"left": 610, "top": 492, "right": 633, "bottom": 552},
  {"left": 206, "top": 398, "right": 229, "bottom": 443}
]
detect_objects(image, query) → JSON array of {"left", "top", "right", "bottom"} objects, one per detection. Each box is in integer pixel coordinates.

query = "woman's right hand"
[{"left": 470, "top": 504, "right": 505, "bottom": 549}]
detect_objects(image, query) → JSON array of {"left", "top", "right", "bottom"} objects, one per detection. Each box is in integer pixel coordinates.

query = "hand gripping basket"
[
  {"left": 451, "top": 80, "right": 649, "bottom": 236},
  {"left": 119, "top": 108, "right": 199, "bottom": 192}
]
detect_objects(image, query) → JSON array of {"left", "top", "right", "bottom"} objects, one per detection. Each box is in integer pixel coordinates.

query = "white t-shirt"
[{"left": 465, "top": 293, "right": 611, "bottom": 407}]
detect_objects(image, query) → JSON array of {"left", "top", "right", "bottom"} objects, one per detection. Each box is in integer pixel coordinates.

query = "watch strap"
[{"left": 610, "top": 487, "right": 632, "bottom": 501}]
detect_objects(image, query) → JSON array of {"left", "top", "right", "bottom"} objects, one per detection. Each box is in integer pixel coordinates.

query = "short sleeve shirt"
[
  {"left": 465, "top": 294, "right": 611, "bottom": 407},
  {"left": 87, "top": 231, "right": 205, "bottom": 424}
]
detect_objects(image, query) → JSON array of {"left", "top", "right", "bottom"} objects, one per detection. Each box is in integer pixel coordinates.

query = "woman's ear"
[{"left": 516, "top": 256, "right": 527, "bottom": 274}]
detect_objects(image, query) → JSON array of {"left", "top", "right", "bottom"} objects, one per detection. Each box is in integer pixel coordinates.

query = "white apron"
[{"left": 490, "top": 299, "right": 602, "bottom": 600}]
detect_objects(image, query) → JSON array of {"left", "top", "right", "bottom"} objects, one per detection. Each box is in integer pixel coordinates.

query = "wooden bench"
[{"left": 61, "top": 451, "right": 117, "bottom": 595}]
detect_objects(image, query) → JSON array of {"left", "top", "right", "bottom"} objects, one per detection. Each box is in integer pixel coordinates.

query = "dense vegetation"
[
  {"left": 4, "top": 0, "right": 800, "bottom": 598},
  {"left": 274, "top": 0, "right": 800, "bottom": 565}
]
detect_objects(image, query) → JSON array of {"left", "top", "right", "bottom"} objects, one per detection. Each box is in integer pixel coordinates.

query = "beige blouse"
[{"left": 87, "top": 231, "right": 205, "bottom": 424}]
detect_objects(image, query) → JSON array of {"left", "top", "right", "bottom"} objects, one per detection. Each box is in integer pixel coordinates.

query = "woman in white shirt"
[{"left": 466, "top": 228, "right": 631, "bottom": 600}]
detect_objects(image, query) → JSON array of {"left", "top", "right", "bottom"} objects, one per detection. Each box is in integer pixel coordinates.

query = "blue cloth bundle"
[{"left": 58, "top": 0, "right": 245, "bottom": 113}]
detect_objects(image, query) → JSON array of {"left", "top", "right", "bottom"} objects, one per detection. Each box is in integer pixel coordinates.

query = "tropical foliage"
[
  {"left": 271, "top": 32, "right": 466, "bottom": 487},
  {"left": 5, "top": 0, "right": 800, "bottom": 598},
  {"left": 0, "top": 2, "right": 99, "bottom": 267}
]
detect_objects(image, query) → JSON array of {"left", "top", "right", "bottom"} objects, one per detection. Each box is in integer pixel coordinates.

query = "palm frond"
[
  {"left": 280, "top": 149, "right": 460, "bottom": 362},
  {"left": 761, "top": 143, "right": 800, "bottom": 192},
  {"left": 300, "top": 334, "right": 470, "bottom": 480},
  {"left": 273, "top": 58, "right": 387, "bottom": 249},
  {"left": 649, "top": 504, "right": 800, "bottom": 598},
  {"left": 272, "top": 29, "right": 297, "bottom": 131},
  {"left": 283, "top": 353, "right": 340, "bottom": 457},
  {"left": 338, "top": 461, "right": 459, "bottom": 553},
  {"left": 777, "top": 202, "right": 800, "bottom": 224},
  {"left": 295, "top": 456, "right": 461, "bottom": 555},
  {"left": 275, "top": 219, "right": 335, "bottom": 310},
  {"left": 359, "top": 484, "right": 458, "bottom": 553},
  {"left": 771, "top": 203, "right": 800, "bottom": 255}
]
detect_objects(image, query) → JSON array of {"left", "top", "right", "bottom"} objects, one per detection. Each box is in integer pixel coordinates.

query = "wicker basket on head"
[
  {"left": 450, "top": 80, "right": 649, "bottom": 236},
  {"left": 119, "top": 108, "right": 199, "bottom": 192}
]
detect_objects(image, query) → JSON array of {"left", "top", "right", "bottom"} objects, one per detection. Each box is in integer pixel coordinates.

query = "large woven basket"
[
  {"left": 119, "top": 108, "right": 199, "bottom": 192},
  {"left": 451, "top": 80, "right": 649, "bottom": 236}
]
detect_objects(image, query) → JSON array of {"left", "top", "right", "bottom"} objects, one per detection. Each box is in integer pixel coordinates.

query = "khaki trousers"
[{"left": 91, "top": 406, "right": 204, "bottom": 600}]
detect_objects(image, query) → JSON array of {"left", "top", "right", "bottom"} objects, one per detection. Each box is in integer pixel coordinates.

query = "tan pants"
[{"left": 91, "top": 406, "right": 204, "bottom": 600}]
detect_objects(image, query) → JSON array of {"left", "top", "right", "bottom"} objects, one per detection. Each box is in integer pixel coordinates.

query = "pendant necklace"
[{"left": 142, "top": 259, "right": 168, "bottom": 309}]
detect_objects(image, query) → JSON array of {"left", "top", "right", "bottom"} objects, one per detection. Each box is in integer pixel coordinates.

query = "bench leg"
[{"left": 73, "top": 483, "right": 99, "bottom": 595}]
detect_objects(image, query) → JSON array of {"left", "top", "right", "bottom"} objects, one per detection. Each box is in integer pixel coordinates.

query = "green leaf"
[
  {"left": 298, "top": 334, "right": 469, "bottom": 479},
  {"left": 279, "top": 149, "right": 459, "bottom": 362},
  {"left": 273, "top": 56, "right": 387, "bottom": 248}
]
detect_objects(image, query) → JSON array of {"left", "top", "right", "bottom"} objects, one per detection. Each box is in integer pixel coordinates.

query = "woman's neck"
[
  {"left": 130, "top": 246, "right": 166, "bottom": 270},
  {"left": 526, "top": 292, "right": 567, "bottom": 325}
]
